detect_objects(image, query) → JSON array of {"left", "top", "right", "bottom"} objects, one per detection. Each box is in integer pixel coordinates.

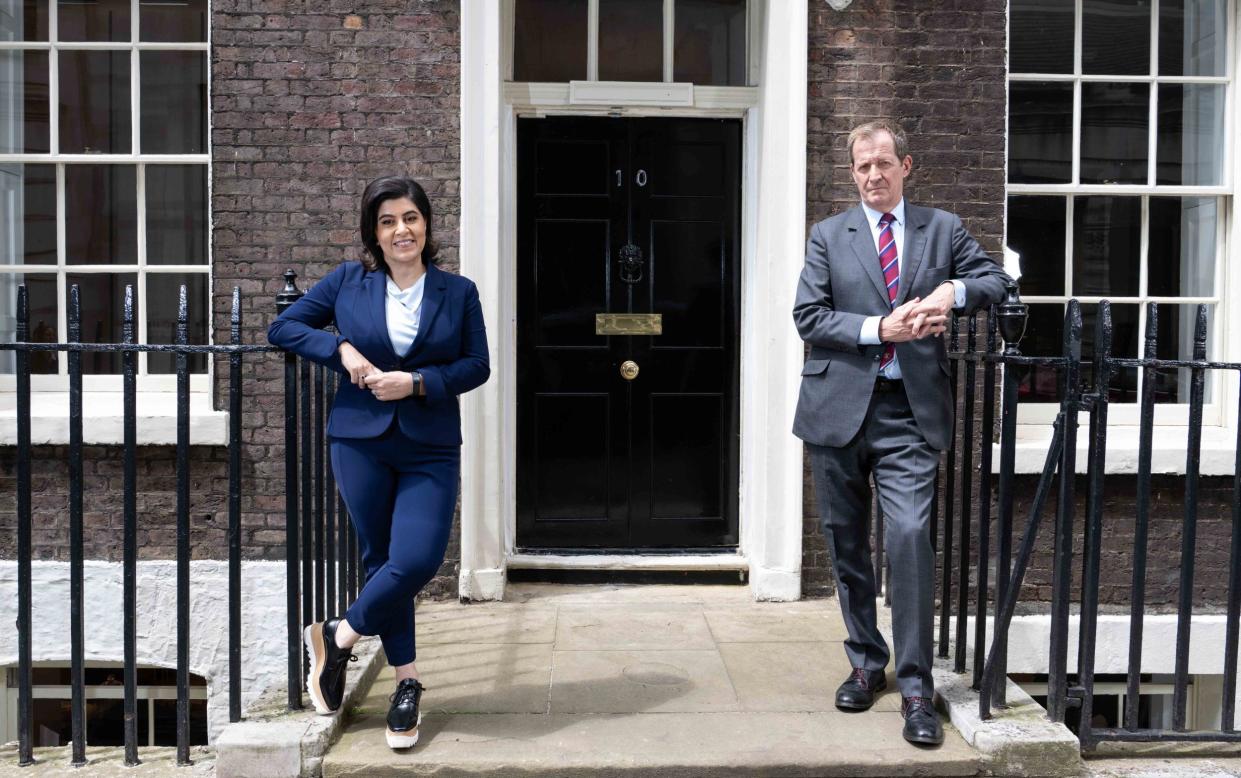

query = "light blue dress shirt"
[
  {"left": 856, "top": 199, "right": 966, "bottom": 379},
  {"left": 385, "top": 273, "right": 426, "bottom": 357}
]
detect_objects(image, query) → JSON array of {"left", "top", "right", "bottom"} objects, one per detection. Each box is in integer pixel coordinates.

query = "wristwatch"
[{"left": 410, "top": 371, "right": 423, "bottom": 397}]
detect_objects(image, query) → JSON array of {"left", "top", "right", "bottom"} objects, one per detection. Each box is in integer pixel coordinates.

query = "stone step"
[{"left": 323, "top": 710, "right": 983, "bottom": 777}]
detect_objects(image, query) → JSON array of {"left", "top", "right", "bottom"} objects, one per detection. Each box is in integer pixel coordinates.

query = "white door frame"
[{"left": 458, "top": 1, "right": 807, "bottom": 601}]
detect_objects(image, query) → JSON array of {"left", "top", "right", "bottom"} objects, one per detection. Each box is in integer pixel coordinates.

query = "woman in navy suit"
[{"left": 268, "top": 175, "right": 489, "bottom": 749}]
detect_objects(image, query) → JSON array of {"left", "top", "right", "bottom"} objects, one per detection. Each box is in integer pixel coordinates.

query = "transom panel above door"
[{"left": 516, "top": 116, "right": 741, "bottom": 550}]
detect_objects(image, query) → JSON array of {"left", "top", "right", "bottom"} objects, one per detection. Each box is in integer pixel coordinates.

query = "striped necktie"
[{"left": 878, "top": 212, "right": 899, "bottom": 369}]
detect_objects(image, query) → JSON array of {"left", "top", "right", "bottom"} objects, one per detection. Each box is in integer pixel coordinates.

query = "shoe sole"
[
  {"left": 903, "top": 732, "right": 945, "bottom": 746},
  {"left": 385, "top": 712, "right": 423, "bottom": 750},
  {"left": 834, "top": 681, "right": 887, "bottom": 711},
  {"left": 303, "top": 623, "right": 335, "bottom": 716}
]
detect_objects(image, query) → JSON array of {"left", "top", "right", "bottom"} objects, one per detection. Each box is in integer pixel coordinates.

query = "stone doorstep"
[
  {"left": 933, "top": 655, "right": 1086, "bottom": 778},
  {"left": 214, "top": 634, "right": 386, "bottom": 778}
]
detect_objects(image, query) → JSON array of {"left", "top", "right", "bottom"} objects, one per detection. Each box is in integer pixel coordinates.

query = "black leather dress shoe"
[
  {"left": 386, "top": 678, "right": 425, "bottom": 749},
  {"left": 303, "top": 618, "right": 357, "bottom": 715},
  {"left": 901, "top": 696, "right": 944, "bottom": 745},
  {"left": 835, "top": 667, "right": 887, "bottom": 710}
]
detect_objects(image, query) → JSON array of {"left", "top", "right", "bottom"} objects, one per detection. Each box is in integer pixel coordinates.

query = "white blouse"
[{"left": 385, "top": 273, "right": 426, "bottom": 357}]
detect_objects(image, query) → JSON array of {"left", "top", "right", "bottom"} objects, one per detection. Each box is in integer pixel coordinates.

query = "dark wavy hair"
[{"left": 358, "top": 175, "right": 439, "bottom": 273}]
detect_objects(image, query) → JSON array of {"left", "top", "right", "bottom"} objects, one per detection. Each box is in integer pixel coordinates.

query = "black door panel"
[{"left": 517, "top": 116, "right": 740, "bottom": 550}]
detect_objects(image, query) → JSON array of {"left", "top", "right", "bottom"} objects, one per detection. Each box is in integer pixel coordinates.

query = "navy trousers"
[{"left": 330, "top": 422, "right": 459, "bottom": 666}]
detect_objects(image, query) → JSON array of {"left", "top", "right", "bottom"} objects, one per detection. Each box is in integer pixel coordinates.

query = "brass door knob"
[{"left": 619, "top": 360, "right": 640, "bottom": 380}]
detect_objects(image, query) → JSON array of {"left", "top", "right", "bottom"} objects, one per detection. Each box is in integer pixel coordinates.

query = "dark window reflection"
[
  {"left": 140, "top": 52, "right": 207, "bottom": 154},
  {"left": 0, "top": 0, "right": 50, "bottom": 41},
  {"left": 1072, "top": 196, "right": 1140, "bottom": 296},
  {"left": 66, "top": 272, "right": 137, "bottom": 374},
  {"left": 146, "top": 165, "right": 208, "bottom": 265},
  {"left": 147, "top": 273, "right": 207, "bottom": 373},
  {"left": 140, "top": 0, "right": 207, "bottom": 42},
  {"left": 1083, "top": 0, "right": 1150, "bottom": 75},
  {"left": 59, "top": 51, "right": 130, "bottom": 154},
  {"left": 152, "top": 699, "right": 208, "bottom": 746},
  {"left": 0, "top": 273, "right": 58, "bottom": 374},
  {"left": 1159, "top": 0, "right": 1226, "bottom": 76},
  {"left": 65, "top": 165, "right": 138, "bottom": 265},
  {"left": 1080, "top": 303, "right": 1139, "bottom": 402},
  {"left": 1080, "top": 82, "right": 1148, "bottom": 184},
  {"left": 514, "top": 0, "right": 587, "bottom": 82},
  {"left": 1, "top": 51, "right": 50, "bottom": 152},
  {"left": 1148, "top": 197, "right": 1215, "bottom": 298},
  {"left": 1156, "top": 84, "right": 1224, "bottom": 186},
  {"left": 1008, "top": 196, "right": 1066, "bottom": 296},
  {"left": 11, "top": 163, "right": 57, "bottom": 264},
  {"left": 58, "top": 0, "right": 129, "bottom": 42},
  {"left": 1010, "top": 0, "right": 1074, "bottom": 73},
  {"left": 1015, "top": 304, "right": 1064, "bottom": 402},
  {"left": 1153, "top": 303, "right": 1213, "bottom": 403},
  {"left": 1008, "top": 82, "right": 1073, "bottom": 183},
  {"left": 599, "top": 0, "right": 663, "bottom": 82},
  {"left": 674, "top": 0, "right": 747, "bottom": 86}
]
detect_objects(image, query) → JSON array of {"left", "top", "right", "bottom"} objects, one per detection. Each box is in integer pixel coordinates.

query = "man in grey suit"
[{"left": 792, "top": 120, "right": 1009, "bottom": 746}]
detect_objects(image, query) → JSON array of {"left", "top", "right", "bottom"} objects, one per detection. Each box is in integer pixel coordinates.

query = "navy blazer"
[{"left": 268, "top": 261, "right": 490, "bottom": 445}]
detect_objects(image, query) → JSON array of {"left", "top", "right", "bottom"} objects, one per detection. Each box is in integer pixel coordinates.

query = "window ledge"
[
  {"left": 994, "top": 424, "right": 1237, "bottom": 476},
  {"left": 0, "top": 392, "right": 229, "bottom": 446}
]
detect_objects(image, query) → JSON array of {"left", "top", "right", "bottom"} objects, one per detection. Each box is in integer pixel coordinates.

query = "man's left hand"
[{"left": 908, "top": 282, "right": 956, "bottom": 339}]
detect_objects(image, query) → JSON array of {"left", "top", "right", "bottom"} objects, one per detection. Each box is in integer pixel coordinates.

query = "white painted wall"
[{"left": 0, "top": 560, "right": 288, "bottom": 741}]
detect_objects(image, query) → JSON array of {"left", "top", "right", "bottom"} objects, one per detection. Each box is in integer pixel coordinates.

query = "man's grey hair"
[{"left": 847, "top": 120, "right": 909, "bottom": 166}]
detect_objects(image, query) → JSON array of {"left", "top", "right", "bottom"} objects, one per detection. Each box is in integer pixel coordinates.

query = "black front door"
[{"left": 516, "top": 117, "right": 741, "bottom": 550}]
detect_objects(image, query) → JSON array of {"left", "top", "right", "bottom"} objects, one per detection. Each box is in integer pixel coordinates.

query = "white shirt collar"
[{"left": 860, "top": 198, "right": 905, "bottom": 229}]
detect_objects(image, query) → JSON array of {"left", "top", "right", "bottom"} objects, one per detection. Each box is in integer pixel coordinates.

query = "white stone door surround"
[{"left": 458, "top": 1, "right": 808, "bottom": 601}]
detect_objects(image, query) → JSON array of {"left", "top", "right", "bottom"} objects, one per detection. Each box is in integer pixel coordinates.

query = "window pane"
[
  {"left": 1148, "top": 197, "right": 1216, "bottom": 297},
  {"left": 148, "top": 273, "right": 206, "bottom": 373},
  {"left": 1072, "top": 196, "right": 1140, "bottom": 296},
  {"left": 513, "top": 0, "right": 587, "bottom": 82},
  {"left": 1080, "top": 303, "right": 1139, "bottom": 402},
  {"left": 1083, "top": 0, "right": 1150, "bottom": 75},
  {"left": 1080, "top": 82, "right": 1149, "bottom": 185},
  {"left": 674, "top": 0, "right": 746, "bottom": 86},
  {"left": 66, "top": 165, "right": 137, "bottom": 265},
  {"left": 1015, "top": 304, "right": 1064, "bottom": 402},
  {"left": 140, "top": 0, "right": 206, "bottom": 42},
  {"left": 147, "top": 165, "right": 207, "bottom": 265},
  {"left": 1010, "top": 0, "right": 1074, "bottom": 73},
  {"left": 1, "top": 50, "right": 49, "bottom": 153},
  {"left": 1008, "top": 196, "right": 1066, "bottom": 295},
  {"left": 58, "top": 0, "right": 128, "bottom": 41},
  {"left": 0, "top": 272, "right": 58, "bottom": 374},
  {"left": 140, "top": 51, "right": 206, "bottom": 154},
  {"left": 1154, "top": 303, "right": 1214, "bottom": 403},
  {"left": 67, "top": 272, "right": 136, "bottom": 373},
  {"left": 599, "top": 0, "right": 662, "bottom": 82},
  {"left": 1160, "top": 0, "right": 1226, "bottom": 76},
  {"left": 1156, "top": 84, "right": 1224, "bottom": 186},
  {"left": 1009, "top": 82, "right": 1073, "bottom": 183},
  {"left": 59, "top": 51, "right": 131, "bottom": 154},
  {"left": 152, "top": 699, "right": 207, "bottom": 746},
  {"left": 0, "top": 163, "right": 55, "bottom": 264},
  {"left": 0, "top": 0, "right": 49, "bottom": 42}
]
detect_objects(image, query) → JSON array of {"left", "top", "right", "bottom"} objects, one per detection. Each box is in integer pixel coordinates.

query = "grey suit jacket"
[{"left": 792, "top": 203, "right": 1009, "bottom": 451}]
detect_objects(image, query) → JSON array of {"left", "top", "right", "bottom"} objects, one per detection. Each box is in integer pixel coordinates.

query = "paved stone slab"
[
  {"left": 703, "top": 605, "right": 849, "bottom": 643},
  {"left": 323, "top": 711, "right": 982, "bottom": 777},
  {"left": 369, "top": 644, "right": 554, "bottom": 715},
  {"left": 549, "top": 649, "right": 740, "bottom": 713},
  {"left": 415, "top": 605, "right": 557, "bottom": 646},
  {"left": 719, "top": 641, "right": 902, "bottom": 713},
  {"left": 505, "top": 583, "right": 753, "bottom": 606},
  {"left": 0, "top": 746, "right": 215, "bottom": 777},
  {"left": 555, "top": 608, "right": 716, "bottom": 651}
]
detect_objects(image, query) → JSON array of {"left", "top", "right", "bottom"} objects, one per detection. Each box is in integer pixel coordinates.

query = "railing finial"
[
  {"left": 276, "top": 269, "right": 304, "bottom": 315},
  {"left": 996, "top": 280, "right": 1027, "bottom": 355}
]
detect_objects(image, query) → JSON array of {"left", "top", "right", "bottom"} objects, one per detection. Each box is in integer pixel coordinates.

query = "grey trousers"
[{"left": 808, "top": 388, "right": 940, "bottom": 699}]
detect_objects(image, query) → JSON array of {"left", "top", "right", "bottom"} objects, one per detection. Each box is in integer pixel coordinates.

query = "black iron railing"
[
  {"left": 4, "top": 272, "right": 357, "bottom": 767},
  {"left": 923, "top": 284, "right": 1241, "bottom": 750}
]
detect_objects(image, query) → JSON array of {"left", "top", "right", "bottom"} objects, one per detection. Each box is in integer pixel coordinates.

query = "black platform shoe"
[
  {"left": 303, "top": 618, "right": 356, "bottom": 714},
  {"left": 386, "top": 678, "right": 425, "bottom": 749}
]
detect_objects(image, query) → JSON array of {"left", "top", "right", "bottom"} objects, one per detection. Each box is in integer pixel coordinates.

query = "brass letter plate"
[{"left": 595, "top": 313, "right": 662, "bottom": 336}]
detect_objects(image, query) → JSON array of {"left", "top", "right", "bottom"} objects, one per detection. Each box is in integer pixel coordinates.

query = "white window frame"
[
  {"left": 504, "top": 0, "right": 761, "bottom": 112},
  {"left": 1007, "top": 0, "right": 1235, "bottom": 429},
  {"left": 0, "top": 0, "right": 211, "bottom": 395}
]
